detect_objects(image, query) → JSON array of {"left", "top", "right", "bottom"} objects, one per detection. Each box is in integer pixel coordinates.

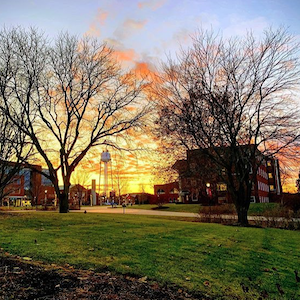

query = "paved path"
[
  {"left": 72, "top": 206, "right": 300, "bottom": 223},
  {"left": 72, "top": 206, "right": 199, "bottom": 218}
]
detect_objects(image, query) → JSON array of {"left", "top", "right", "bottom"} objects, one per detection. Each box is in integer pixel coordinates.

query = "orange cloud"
[
  {"left": 138, "top": 0, "right": 167, "bottom": 10},
  {"left": 95, "top": 8, "right": 108, "bottom": 26},
  {"left": 85, "top": 8, "right": 108, "bottom": 37},
  {"left": 124, "top": 19, "right": 147, "bottom": 30},
  {"left": 113, "top": 48, "right": 139, "bottom": 62},
  {"left": 85, "top": 24, "right": 101, "bottom": 37}
]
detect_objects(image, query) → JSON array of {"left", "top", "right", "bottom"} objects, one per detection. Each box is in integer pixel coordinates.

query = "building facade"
[
  {"left": 173, "top": 148, "right": 282, "bottom": 204},
  {"left": 154, "top": 182, "right": 179, "bottom": 203},
  {"left": 2, "top": 163, "right": 55, "bottom": 206}
]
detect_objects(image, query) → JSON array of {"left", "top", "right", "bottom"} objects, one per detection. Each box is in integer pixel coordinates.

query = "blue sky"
[{"left": 1, "top": 0, "right": 300, "bottom": 68}]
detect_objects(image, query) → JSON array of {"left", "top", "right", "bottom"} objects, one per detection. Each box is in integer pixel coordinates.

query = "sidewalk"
[
  {"left": 72, "top": 206, "right": 300, "bottom": 223},
  {"left": 72, "top": 206, "right": 199, "bottom": 218}
]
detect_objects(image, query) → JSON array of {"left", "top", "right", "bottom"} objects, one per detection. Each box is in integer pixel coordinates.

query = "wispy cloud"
[
  {"left": 114, "top": 19, "right": 147, "bottom": 40},
  {"left": 224, "top": 16, "right": 269, "bottom": 37},
  {"left": 138, "top": 0, "right": 167, "bottom": 11},
  {"left": 85, "top": 8, "right": 108, "bottom": 37}
]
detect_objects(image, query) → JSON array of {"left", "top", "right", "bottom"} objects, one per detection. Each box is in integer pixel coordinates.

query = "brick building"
[
  {"left": 173, "top": 148, "right": 282, "bottom": 204},
  {"left": 153, "top": 182, "right": 179, "bottom": 204},
  {"left": 2, "top": 162, "right": 55, "bottom": 206}
]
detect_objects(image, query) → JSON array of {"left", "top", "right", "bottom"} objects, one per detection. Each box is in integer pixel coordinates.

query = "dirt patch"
[{"left": 0, "top": 253, "right": 208, "bottom": 300}]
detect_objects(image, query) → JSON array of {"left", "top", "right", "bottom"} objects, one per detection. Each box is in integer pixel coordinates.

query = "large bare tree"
[
  {"left": 0, "top": 27, "right": 149, "bottom": 213},
  {"left": 155, "top": 28, "right": 300, "bottom": 225}
]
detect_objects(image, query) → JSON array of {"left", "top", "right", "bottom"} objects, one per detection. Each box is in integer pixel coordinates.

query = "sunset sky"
[{"left": 1, "top": 0, "right": 300, "bottom": 193}]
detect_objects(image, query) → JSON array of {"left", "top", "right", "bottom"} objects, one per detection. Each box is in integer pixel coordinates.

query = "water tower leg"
[{"left": 92, "top": 179, "right": 96, "bottom": 205}]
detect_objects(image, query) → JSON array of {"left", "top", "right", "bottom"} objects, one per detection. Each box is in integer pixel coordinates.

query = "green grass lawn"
[{"left": 0, "top": 212, "right": 299, "bottom": 299}]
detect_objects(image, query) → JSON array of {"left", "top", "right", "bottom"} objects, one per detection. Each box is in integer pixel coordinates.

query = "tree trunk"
[
  {"left": 233, "top": 184, "right": 250, "bottom": 226},
  {"left": 59, "top": 192, "right": 69, "bottom": 213},
  {"left": 237, "top": 206, "right": 249, "bottom": 226}
]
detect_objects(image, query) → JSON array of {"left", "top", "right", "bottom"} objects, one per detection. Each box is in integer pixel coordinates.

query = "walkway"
[
  {"left": 72, "top": 206, "right": 300, "bottom": 223},
  {"left": 72, "top": 206, "right": 199, "bottom": 218}
]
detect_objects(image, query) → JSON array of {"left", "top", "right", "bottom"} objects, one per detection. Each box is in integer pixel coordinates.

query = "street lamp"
[{"left": 44, "top": 190, "right": 47, "bottom": 207}]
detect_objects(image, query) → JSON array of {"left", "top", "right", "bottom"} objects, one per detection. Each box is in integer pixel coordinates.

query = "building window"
[
  {"left": 267, "top": 161, "right": 272, "bottom": 167},
  {"left": 170, "top": 188, "right": 179, "bottom": 194},
  {"left": 217, "top": 183, "right": 227, "bottom": 192},
  {"left": 250, "top": 196, "right": 256, "bottom": 203},
  {"left": 157, "top": 189, "right": 165, "bottom": 194},
  {"left": 268, "top": 173, "right": 273, "bottom": 179},
  {"left": 269, "top": 185, "right": 275, "bottom": 191}
]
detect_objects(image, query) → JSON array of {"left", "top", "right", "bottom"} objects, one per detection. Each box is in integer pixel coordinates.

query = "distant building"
[
  {"left": 154, "top": 182, "right": 179, "bottom": 203},
  {"left": 1, "top": 162, "right": 55, "bottom": 206},
  {"left": 120, "top": 193, "right": 156, "bottom": 205},
  {"left": 173, "top": 148, "right": 282, "bottom": 204}
]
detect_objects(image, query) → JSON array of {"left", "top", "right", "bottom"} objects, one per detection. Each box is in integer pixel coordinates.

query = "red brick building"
[
  {"left": 173, "top": 148, "right": 282, "bottom": 204},
  {"left": 2, "top": 163, "right": 55, "bottom": 206},
  {"left": 153, "top": 182, "right": 179, "bottom": 204}
]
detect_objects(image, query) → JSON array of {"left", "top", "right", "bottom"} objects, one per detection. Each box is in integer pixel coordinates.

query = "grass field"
[{"left": 0, "top": 212, "right": 299, "bottom": 299}]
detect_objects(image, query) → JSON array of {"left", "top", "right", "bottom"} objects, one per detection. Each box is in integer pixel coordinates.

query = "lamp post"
[
  {"left": 206, "top": 183, "right": 212, "bottom": 222},
  {"left": 44, "top": 190, "right": 47, "bottom": 207}
]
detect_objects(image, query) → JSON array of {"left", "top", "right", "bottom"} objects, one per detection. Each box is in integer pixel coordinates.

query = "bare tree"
[
  {"left": 0, "top": 110, "right": 32, "bottom": 204},
  {"left": 112, "top": 160, "right": 129, "bottom": 204},
  {"left": 155, "top": 28, "right": 300, "bottom": 225},
  {"left": 0, "top": 27, "right": 149, "bottom": 213}
]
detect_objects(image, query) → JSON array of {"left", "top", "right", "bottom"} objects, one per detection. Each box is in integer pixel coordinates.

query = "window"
[
  {"left": 269, "top": 185, "right": 275, "bottom": 191},
  {"left": 268, "top": 173, "right": 273, "bottom": 179},
  {"left": 267, "top": 161, "right": 272, "bottom": 167},
  {"left": 170, "top": 188, "right": 179, "bottom": 194},
  {"left": 217, "top": 183, "right": 227, "bottom": 192},
  {"left": 250, "top": 196, "right": 256, "bottom": 203},
  {"left": 157, "top": 189, "right": 165, "bottom": 195},
  {"left": 192, "top": 193, "right": 198, "bottom": 201}
]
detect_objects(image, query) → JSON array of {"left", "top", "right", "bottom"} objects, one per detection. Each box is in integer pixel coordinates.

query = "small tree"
[
  {"left": 155, "top": 28, "right": 300, "bottom": 225},
  {"left": 0, "top": 27, "right": 149, "bottom": 213}
]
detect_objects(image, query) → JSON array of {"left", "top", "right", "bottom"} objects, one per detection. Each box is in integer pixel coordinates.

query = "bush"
[
  {"left": 199, "top": 204, "right": 236, "bottom": 215},
  {"left": 281, "top": 193, "right": 300, "bottom": 213}
]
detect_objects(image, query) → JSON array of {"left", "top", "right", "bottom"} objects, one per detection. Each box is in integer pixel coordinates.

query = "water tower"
[{"left": 101, "top": 150, "right": 111, "bottom": 199}]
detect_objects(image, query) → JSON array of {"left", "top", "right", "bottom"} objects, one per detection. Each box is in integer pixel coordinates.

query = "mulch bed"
[{"left": 0, "top": 253, "right": 209, "bottom": 300}]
